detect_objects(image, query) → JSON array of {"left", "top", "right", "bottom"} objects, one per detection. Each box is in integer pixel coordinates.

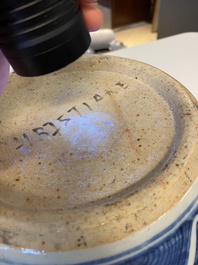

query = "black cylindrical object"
[{"left": 0, "top": 0, "right": 91, "bottom": 76}]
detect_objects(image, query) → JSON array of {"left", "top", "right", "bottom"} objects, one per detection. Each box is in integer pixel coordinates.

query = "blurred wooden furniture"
[
  {"left": 152, "top": 0, "right": 159, "bottom": 32},
  {"left": 98, "top": 0, "right": 152, "bottom": 28}
]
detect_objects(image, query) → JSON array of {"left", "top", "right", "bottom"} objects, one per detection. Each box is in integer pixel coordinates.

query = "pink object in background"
[{"left": 0, "top": 50, "right": 9, "bottom": 95}]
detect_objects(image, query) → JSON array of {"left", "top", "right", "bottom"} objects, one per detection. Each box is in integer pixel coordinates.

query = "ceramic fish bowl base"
[{"left": 0, "top": 55, "right": 198, "bottom": 265}]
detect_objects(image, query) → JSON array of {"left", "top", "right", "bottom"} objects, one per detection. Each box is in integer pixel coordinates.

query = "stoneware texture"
[{"left": 0, "top": 55, "right": 198, "bottom": 265}]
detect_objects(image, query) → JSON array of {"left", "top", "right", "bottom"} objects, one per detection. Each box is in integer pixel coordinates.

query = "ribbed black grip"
[{"left": 0, "top": 0, "right": 91, "bottom": 76}]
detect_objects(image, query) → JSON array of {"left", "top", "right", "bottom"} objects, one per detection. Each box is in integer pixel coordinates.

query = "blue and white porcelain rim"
[{"left": 1, "top": 177, "right": 198, "bottom": 265}]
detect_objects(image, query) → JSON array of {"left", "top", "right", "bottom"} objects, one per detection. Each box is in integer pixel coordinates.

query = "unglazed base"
[{"left": 0, "top": 55, "right": 198, "bottom": 253}]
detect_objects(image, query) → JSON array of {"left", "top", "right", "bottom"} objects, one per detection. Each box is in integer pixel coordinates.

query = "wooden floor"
[{"left": 114, "top": 22, "right": 157, "bottom": 48}]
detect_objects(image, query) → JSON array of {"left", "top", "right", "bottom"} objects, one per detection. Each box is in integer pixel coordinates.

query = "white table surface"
[{"left": 108, "top": 32, "right": 198, "bottom": 100}]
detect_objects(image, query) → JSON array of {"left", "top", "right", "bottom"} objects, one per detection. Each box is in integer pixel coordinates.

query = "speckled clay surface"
[{"left": 0, "top": 55, "right": 198, "bottom": 253}]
